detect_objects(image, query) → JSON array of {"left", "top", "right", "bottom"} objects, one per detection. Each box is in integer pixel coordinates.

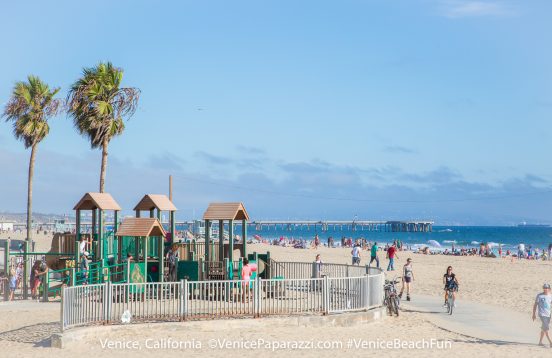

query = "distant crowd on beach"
[
  {"left": 260, "top": 234, "right": 552, "bottom": 264},
  {"left": 269, "top": 235, "right": 411, "bottom": 251},
  {"left": 424, "top": 242, "right": 552, "bottom": 261}
]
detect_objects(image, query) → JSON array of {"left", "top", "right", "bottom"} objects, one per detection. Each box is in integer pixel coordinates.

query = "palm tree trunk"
[
  {"left": 24, "top": 143, "right": 37, "bottom": 299},
  {"left": 99, "top": 139, "right": 108, "bottom": 193},
  {"left": 27, "top": 143, "right": 37, "bottom": 242}
]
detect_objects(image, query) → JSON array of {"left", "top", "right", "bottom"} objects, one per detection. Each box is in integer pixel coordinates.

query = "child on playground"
[
  {"left": 30, "top": 260, "right": 44, "bottom": 299},
  {"left": 8, "top": 267, "right": 17, "bottom": 301},
  {"left": 80, "top": 252, "right": 90, "bottom": 283},
  {"left": 241, "top": 258, "right": 257, "bottom": 302}
]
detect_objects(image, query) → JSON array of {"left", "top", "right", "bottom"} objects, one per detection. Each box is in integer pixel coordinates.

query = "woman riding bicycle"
[{"left": 443, "top": 266, "right": 459, "bottom": 307}]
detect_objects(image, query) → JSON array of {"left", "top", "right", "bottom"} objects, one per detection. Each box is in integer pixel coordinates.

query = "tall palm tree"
[
  {"left": 67, "top": 62, "right": 140, "bottom": 192},
  {"left": 3, "top": 76, "right": 61, "bottom": 243}
]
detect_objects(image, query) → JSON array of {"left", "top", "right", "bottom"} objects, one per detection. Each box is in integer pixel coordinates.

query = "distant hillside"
[{"left": 0, "top": 212, "right": 74, "bottom": 223}]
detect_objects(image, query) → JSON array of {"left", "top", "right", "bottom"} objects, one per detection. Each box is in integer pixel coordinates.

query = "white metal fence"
[{"left": 61, "top": 263, "right": 384, "bottom": 331}]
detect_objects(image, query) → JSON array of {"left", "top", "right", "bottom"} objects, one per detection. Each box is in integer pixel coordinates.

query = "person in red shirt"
[{"left": 387, "top": 243, "right": 399, "bottom": 271}]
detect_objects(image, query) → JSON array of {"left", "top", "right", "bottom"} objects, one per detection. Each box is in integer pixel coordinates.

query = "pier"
[
  {"left": 248, "top": 220, "right": 433, "bottom": 233},
  {"left": 178, "top": 220, "right": 433, "bottom": 233}
]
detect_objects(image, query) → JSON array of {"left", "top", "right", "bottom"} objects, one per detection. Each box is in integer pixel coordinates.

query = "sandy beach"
[{"left": 1, "top": 233, "right": 551, "bottom": 357}]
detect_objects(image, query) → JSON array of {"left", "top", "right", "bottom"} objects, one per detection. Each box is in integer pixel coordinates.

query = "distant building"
[{"left": 0, "top": 221, "right": 15, "bottom": 231}]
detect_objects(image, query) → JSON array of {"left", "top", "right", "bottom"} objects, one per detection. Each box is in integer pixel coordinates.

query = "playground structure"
[
  {"left": 176, "top": 202, "right": 269, "bottom": 282},
  {"left": 3, "top": 193, "right": 274, "bottom": 301}
]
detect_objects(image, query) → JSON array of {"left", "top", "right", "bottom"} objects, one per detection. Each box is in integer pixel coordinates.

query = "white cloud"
[{"left": 441, "top": 1, "right": 514, "bottom": 18}]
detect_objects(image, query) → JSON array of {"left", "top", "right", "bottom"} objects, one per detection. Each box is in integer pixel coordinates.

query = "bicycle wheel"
[
  {"left": 448, "top": 291, "right": 454, "bottom": 315},
  {"left": 392, "top": 297, "right": 400, "bottom": 316},
  {"left": 386, "top": 299, "right": 393, "bottom": 315}
]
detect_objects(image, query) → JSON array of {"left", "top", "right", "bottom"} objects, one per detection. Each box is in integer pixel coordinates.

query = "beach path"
[{"left": 402, "top": 294, "right": 539, "bottom": 345}]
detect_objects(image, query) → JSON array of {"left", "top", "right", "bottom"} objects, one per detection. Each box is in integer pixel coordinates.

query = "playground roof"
[
  {"left": 73, "top": 193, "right": 122, "bottom": 211},
  {"left": 115, "top": 218, "right": 167, "bottom": 237},
  {"left": 202, "top": 202, "right": 250, "bottom": 221},
  {"left": 133, "top": 194, "right": 177, "bottom": 211}
]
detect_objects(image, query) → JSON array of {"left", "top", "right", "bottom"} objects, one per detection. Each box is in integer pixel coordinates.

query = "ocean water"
[{"left": 175, "top": 225, "right": 552, "bottom": 251}]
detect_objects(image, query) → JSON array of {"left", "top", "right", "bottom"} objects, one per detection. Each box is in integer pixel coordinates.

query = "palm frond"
[
  {"left": 66, "top": 62, "right": 140, "bottom": 149},
  {"left": 2, "top": 76, "right": 61, "bottom": 148}
]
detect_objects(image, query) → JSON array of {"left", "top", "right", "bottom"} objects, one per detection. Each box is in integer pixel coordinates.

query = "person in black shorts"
[
  {"left": 443, "top": 266, "right": 459, "bottom": 307},
  {"left": 399, "top": 258, "right": 414, "bottom": 301}
]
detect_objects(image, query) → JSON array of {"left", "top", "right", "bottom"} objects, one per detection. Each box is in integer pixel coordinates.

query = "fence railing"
[
  {"left": 61, "top": 263, "right": 384, "bottom": 331},
  {"left": 268, "top": 261, "right": 375, "bottom": 280}
]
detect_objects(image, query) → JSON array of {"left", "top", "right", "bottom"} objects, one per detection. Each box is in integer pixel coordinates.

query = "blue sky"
[{"left": 1, "top": 0, "right": 551, "bottom": 224}]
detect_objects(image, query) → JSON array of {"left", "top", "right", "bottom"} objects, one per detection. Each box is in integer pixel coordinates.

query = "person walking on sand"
[
  {"left": 386, "top": 243, "right": 398, "bottom": 271},
  {"left": 518, "top": 242, "right": 525, "bottom": 259},
  {"left": 314, "top": 254, "right": 323, "bottom": 278},
  {"left": 351, "top": 244, "right": 361, "bottom": 265},
  {"left": 398, "top": 258, "right": 414, "bottom": 301},
  {"left": 369, "top": 242, "right": 380, "bottom": 269},
  {"left": 533, "top": 283, "right": 552, "bottom": 347}
]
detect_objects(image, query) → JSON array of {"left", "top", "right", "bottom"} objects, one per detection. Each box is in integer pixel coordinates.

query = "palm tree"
[
  {"left": 67, "top": 62, "right": 140, "bottom": 192},
  {"left": 3, "top": 76, "right": 61, "bottom": 243}
]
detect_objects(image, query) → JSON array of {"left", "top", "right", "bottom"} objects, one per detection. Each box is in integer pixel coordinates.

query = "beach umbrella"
[{"left": 428, "top": 240, "right": 441, "bottom": 247}]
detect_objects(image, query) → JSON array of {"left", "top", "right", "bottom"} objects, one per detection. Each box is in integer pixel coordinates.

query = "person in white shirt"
[
  {"left": 518, "top": 243, "right": 525, "bottom": 259},
  {"left": 533, "top": 283, "right": 552, "bottom": 347},
  {"left": 351, "top": 244, "right": 361, "bottom": 266},
  {"left": 79, "top": 237, "right": 88, "bottom": 256}
]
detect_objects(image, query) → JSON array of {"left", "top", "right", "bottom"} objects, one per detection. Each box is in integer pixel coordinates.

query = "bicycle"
[
  {"left": 384, "top": 277, "right": 401, "bottom": 316},
  {"left": 445, "top": 284, "right": 458, "bottom": 315}
]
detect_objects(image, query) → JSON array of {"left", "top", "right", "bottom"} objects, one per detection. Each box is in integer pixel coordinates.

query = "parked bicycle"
[{"left": 384, "top": 277, "right": 401, "bottom": 316}]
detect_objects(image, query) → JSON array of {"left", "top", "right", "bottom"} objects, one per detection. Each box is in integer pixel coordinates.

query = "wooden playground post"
[
  {"left": 75, "top": 210, "right": 81, "bottom": 263},
  {"left": 242, "top": 219, "right": 247, "bottom": 257},
  {"left": 92, "top": 209, "right": 97, "bottom": 243},
  {"left": 158, "top": 235, "right": 164, "bottom": 283},
  {"left": 114, "top": 210, "right": 118, "bottom": 233},
  {"left": 170, "top": 211, "right": 176, "bottom": 244},
  {"left": 205, "top": 220, "right": 211, "bottom": 261},
  {"left": 144, "top": 236, "right": 148, "bottom": 281},
  {"left": 228, "top": 219, "right": 234, "bottom": 264},
  {"left": 98, "top": 209, "right": 104, "bottom": 264},
  {"left": 218, "top": 220, "right": 224, "bottom": 262}
]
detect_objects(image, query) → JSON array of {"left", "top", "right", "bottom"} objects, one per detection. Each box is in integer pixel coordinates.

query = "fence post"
[
  {"left": 379, "top": 271, "right": 384, "bottom": 306},
  {"left": 179, "top": 279, "right": 188, "bottom": 321},
  {"left": 254, "top": 276, "right": 261, "bottom": 318},
  {"left": 71, "top": 268, "right": 76, "bottom": 286},
  {"left": 42, "top": 272, "right": 49, "bottom": 302},
  {"left": 323, "top": 275, "right": 330, "bottom": 315},
  {"left": 103, "top": 281, "right": 112, "bottom": 323},
  {"left": 365, "top": 274, "right": 370, "bottom": 310},
  {"left": 60, "top": 286, "right": 65, "bottom": 332},
  {"left": 126, "top": 260, "right": 131, "bottom": 283}
]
